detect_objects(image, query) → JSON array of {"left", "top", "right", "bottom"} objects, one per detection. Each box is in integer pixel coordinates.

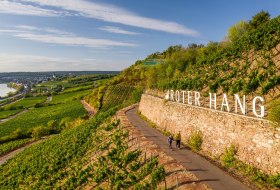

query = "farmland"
[
  {"left": 0, "top": 84, "right": 164, "bottom": 189},
  {"left": 0, "top": 109, "right": 22, "bottom": 120},
  {"left": 2, "top": 96, "right": 46, "bottom": 110},
  {"left": 0, "top": 100, "right": 87, "bottom": 138},
  {"left": 51, "top": 89, "right": 91, "bottom": 104}
]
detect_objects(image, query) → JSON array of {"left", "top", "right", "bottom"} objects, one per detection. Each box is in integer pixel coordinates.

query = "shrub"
[
  {"left": 34, "top": 102, "right": 45, "bottom": 108},
  {"left": 220, "top": 145, "right": 237, "bottom": 168},
  {"left": 188, "top": 130, "right": 203, "bottom": 151},
  {"left": 31, "top": 126, "right": 50, "bottom": 140}
]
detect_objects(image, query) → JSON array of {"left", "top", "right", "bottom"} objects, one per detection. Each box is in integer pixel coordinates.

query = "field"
[
  {"left": 0, "top": 109, "right": 22, "bottom": 120},
  {"left": 62, "top": 84, "right": 93, "bottom": 93},
  {"left": 2, "top": 96, "right": 46, "bottom": 110},
  {"left": 0, "top": 138, "right": 34, "bottom": 156},
  {"left": 51, "top": 89, "right": 91, "bottom": 104},
  {"left": 0, "top": 100, "right": 87, "bottom": 138},
  {"left": 0, "top": 88, "right": 164, "bottom": 189}
]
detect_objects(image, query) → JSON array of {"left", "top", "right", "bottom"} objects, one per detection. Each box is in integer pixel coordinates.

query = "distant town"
[{"left": 0, "top": 71, "right": 118, "bottom": 102}]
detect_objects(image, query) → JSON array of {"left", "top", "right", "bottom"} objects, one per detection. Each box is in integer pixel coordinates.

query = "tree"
[
  {"left": 247, "top": 10, "right": 270, "bottom": 31},
  {"left": 226, "top": 20, "right": 247, "bottom": 42}
]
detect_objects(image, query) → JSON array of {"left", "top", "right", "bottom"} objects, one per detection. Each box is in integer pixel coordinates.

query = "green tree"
[
  {"left": 247, "top": 10, "right": 270, "bottom": 31},
  {"left": 226, "top": 20, "right": 247, "bottom": 42}
]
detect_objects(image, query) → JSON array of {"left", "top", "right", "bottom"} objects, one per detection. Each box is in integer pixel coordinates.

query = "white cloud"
[
  {"left": 4, "top": 0, "right": 199, "bottom": 36},
  {"left": 16, "top": 25, "right": 73, "bottom": 35},
  {"left": 14, "top": 33, "right": 136, "bottom": 48},
  {"left": 99, "top": 26, "right": 140, "bottom": 35},
  {"left": 0, "top": 0, "right": 66, "bottom": 17},
  {"left": 0, "top": 25, "right": 137, "bottom": 48},
  {"left": 0, "top": 53, "right": 127, "bottom": 72}
]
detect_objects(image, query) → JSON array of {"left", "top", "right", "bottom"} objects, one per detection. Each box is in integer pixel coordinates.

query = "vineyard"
[
  {"left": 0, "top": 109, "right": 22, "bottom": 120},
  {"left": 1, "top": 96, "right": 46, "bottom": 111},
  {"left": 0, "top": 138, "right": 33, "bottom": 156},
  {"left": 0, "top": 100, "right": 87, "bottom": 138},
  {"left": 0, "top": 84, "right": 165, "bottom": 189},
  {"left": 112, "top": 15, "right": 280, "bottom": 122},
  {"left": 51, "top": 89, "right": 91, "bottom": 104},
  {"left": 84, "top": 84, "right": 143, "bottom": 112}
]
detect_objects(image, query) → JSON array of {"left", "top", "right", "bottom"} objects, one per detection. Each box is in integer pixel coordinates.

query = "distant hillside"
[{"left": 106, "top": 13, "right": 280, "bottom": 123}]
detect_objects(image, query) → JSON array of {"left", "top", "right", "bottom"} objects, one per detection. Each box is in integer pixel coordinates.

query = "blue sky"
[{"left": 0, "top": 0, "right": 279, "bottom": 72}]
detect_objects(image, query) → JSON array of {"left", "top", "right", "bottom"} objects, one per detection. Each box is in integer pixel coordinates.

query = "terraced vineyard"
[
  {"left": 0, "top": 85, "right": 164, "bottom": 189},
  {"left": 0, "top": 138, "right": 34, "bottom": 156},
  {"left": 51, "top": 89, "right": 91, "bottom": 104},
  {"left": 0, "top": 109, "right": 22, "bottom": 120},
  {"left": 0, "top": 96, "right": 47, "bottom": 120},
  {"left": 2, "top": 96, "right": 46, "bottom": 110},
  {"left": 0, "top": 100, "right": 87, "bottom": 138},
  {"left": 101, "top": 85, "right": 136, "bottom": 111}
]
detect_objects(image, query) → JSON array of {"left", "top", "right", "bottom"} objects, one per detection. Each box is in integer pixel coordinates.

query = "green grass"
[
  {"left": 3, "top": 96, "right": 46, "bottom": 110},
  {"left": 0, "top": 138, "right": 33, "bottom": 156},
  {"left": 51, "top": 90, "right": 91, "bottom": 104},
  {"left": 0, "top": 109, "right": 22, "bottom": 119},
  {"left": 0, "top": 100, "right": 87, "bottom": 138},
  {"left": 61, "top": 85, "right": 93, "bottom": 93}
]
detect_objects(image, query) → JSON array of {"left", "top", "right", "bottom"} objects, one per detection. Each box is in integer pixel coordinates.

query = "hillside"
[{"left": 106, "top": 14, "right": 280, "bottom": 123}]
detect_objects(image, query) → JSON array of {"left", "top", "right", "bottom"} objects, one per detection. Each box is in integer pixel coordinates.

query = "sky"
[{"left": 0, "top": 0, "right": 279, "bottom": 72}]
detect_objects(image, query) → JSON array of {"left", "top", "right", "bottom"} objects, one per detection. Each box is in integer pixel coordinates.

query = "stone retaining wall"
[
  {"left": 117, "top": 104, "right": 210, "bottom": 190},
  {"left": 139, "top": 94, "right": 280, "bottom": 175}
]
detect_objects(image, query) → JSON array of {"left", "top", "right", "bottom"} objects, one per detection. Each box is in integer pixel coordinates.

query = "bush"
[
  {"left": 188, "top": 130, "right": 203, "bottom": 151},
  {"left": 34, "top": 102, "right": 45, "bottom": 108},
  {"left": 220, "top": 145, "right": 237, "bottom": 168},
  {"left": 31, "top": 126, "right": 50, "bottom": 140}
]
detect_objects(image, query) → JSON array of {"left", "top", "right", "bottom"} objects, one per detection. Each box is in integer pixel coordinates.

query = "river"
[{"left": 0, "top": 84, "right": 16, "bottom": 97}]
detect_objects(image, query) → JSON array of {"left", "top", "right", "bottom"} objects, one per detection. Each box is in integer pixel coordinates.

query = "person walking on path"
[
  {"left": 167, "top": 135, "right": 173, "bottom": 148},
  {"left": 175, "top": 131, "right": 181, "bottom": 149}
]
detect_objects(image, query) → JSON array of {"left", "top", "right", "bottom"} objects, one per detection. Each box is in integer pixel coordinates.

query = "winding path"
[
  {"left": 0, "top": 109, "right": 28, "bottom": 124},
  {"left": 0, "top": 140, "right": 41, "bottom": 165},
  {"left": 81, "top": 100, "right": 96, "bottom": 117},
  {"left": 126, "top": 107, "right": 251, "bottom": 190}
]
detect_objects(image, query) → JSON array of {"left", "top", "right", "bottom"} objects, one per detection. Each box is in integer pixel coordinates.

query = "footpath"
[{"left": 126, "top": 107, "right": 251, "bottom": 190}]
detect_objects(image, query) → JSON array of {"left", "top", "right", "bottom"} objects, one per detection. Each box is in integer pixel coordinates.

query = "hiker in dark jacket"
[{"left": 175, "top": 131, "right": 181, "bottom": 149}]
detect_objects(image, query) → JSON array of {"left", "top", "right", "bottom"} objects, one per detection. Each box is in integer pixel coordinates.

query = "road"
[{"left": 126, "top": 107, "right": 251, "bottom": 190}]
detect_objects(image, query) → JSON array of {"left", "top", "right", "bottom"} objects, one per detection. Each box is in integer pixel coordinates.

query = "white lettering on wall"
[
  {"left": 175, "top": 90, "right": 180, "bottom": 102},
  {"left": 165, "top": 90, "right": 265, "bottom": 119},
  {"left": 234, "top": 94, "right": 246, "bottom": 115},
  {"left": 209, "top": 93, "right": 217, "bottom": 110},
  {"left": 170, "top": 90, "right": 174, "bottom": 101},
  {"left": 165, "top": 90, "right": 170, "bottom": 100},
  {"left": 252, "top": 96, "right": 265, "bottom": 118},
  {"left": 187, "top": 91, "right": 192, "bottom": 105},
  {"left": 182, "top": 90, "right": 186, "bottom": 104},
  {"left": 194, "top": 91, "right": 201, "bottom": 106},
  {"left": 221, "top": 94, "right": 230, "bottom": 112}
]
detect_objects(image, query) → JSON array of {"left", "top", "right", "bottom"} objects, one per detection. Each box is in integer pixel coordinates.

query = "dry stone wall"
[{"left": 139, "top": 93, "right": 280, "bottom": 175}]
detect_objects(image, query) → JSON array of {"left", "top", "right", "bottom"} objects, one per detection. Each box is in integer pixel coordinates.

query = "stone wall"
[{"left": 139, "top": 93, "right": 280, "bottom": 175}]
